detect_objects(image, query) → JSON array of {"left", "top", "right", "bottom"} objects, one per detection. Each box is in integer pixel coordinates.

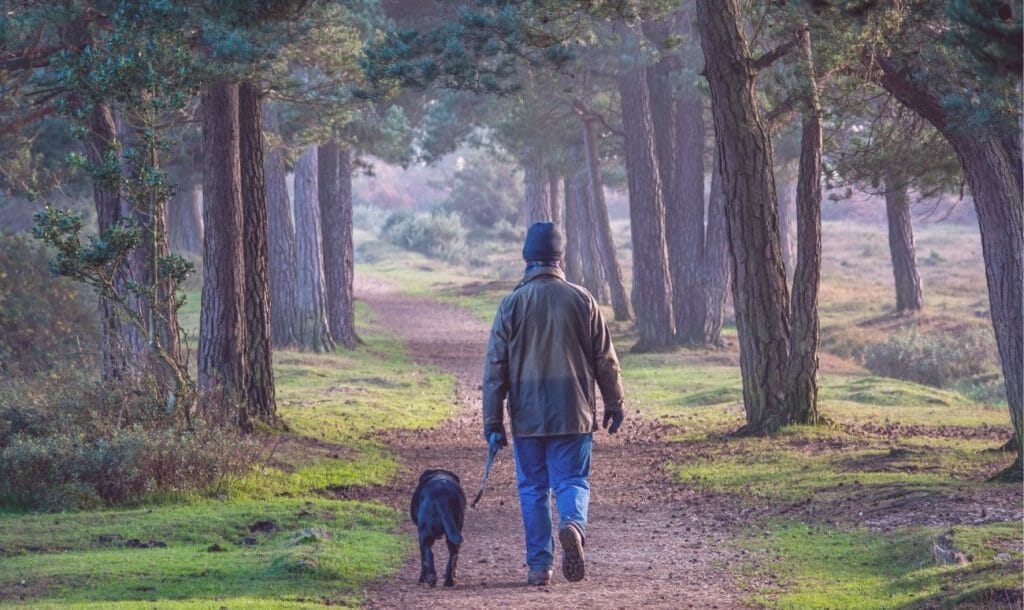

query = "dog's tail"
[{"left": 440, "top": 509, "right": 463, "bottom": 545}]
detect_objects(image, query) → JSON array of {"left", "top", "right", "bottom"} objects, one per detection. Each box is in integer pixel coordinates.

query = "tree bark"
[
  {"left": 549, "top": 170, "right": 562, "bottom": 226},
  {"left": 672, "top": 53, "right": 709, "bottom": 345},
  {"left": 581, "top": 115, "right": 632, "bottom": 321},
  {"left": 697, "top": 0, "right": 791, "bottom": 432},
  {"left": 199, "top": 80, "right": 247, "bottom": 425},
  {"left": 83, "top": 104, "right": 133, "bottom": 381},
  {"left": 320, "top": 145, "right": 359, "bottom": 348},
  {"left": 262, "top": 105, "right": 299, "bottom": 348},
  {"left": 875, "top": 57, "right": 1023, "bottom": 476},
  {"left": 883, "top": 169, "right": 924, "bottom": 313},
  {"left": 778, "top": 164, "right": 797, "bottom": 281},
  {"left": 563, "top": 173, "right": 585, "bottom": 284},
  {"left": 570, "top": 157, "right": 609, "bottom": 303},
  {"left": 238, "top": 80, "right": 276, "bottom": 428},
  {"left": 703, "top": 150, "right": 731, "bottom": 345},
  {"left": 523, "top": 150, "right": 552, "bottom": 226},
  {"left": 116, "top": 119, "right": 182, "bottom": 392},
  {"left": 167, "top": 179, "right": 203, "bottom": 255},
  {"left": 618, "top": 64, "right": 673, "bottom": 349},
  {"left": 783, "top": 27, "right": 823, "bottom": 426},
  {"left": 294, "top": 145, "right": 335, "bottom": 353}
]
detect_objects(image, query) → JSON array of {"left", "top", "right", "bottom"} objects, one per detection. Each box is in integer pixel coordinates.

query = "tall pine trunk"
[
  {"left": 778, "top": 165, "right": 797, "bottom": 281},
  {"left": 199, "top": 80, "right": 247, "bottom": 425},
  {"left": 783, "top": 27, "right": 823, "bottom": 426},
  {"left": 618, "top": 64, "right": 674, "bottom": 350},
  {"left": 549, "top": 171, "right": 562, "bottom": 226},
  {"left": 704, "top": 151, "right": 731, "bottom": 345},
  {"left": 581, "top": 115, "right": 632, "bottom": 321},
  {"left": 320, "top": 145, "right": 359, "bottom": 348},
  {"left": 876, "top": 58, "right": 1023, "bottom": 478},
  {"left": 697, "top": 0, "right": 791, "bottom": 432},
  {"left": 238, "top": 80, "right": 276, "bottom": 427},
  {"left": 167, "top": 179, "right": 203, "bottom": 255},
  {"left": 294, "top": 146, "right": 335, "bottom": 353},
  {"left": 262, "top": 105, "right": 299, "bottom": 348},
  {"left": 572, "top": 161, "right": 609, "bottom": 303},
  {"left": 84, "top": 104, "right": 133, "bottom": 381},
  {"left": 672, "top": 56, "right": 709, "bottom": 345},
  {"left": 523, "top": 150, "right": 551, "bottom": 226},
  {"left": 883, "top": 170, "right": 923, "bottom": 313},
  {"left": 563, "top": 173, "right": 585, "bottom": 284}
]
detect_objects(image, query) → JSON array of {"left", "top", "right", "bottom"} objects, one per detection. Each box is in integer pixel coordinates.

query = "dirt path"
[{"left": 356, "top": 277, "right": 748, "bottom": 609}]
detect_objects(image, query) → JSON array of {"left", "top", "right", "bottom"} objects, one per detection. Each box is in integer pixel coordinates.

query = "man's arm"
[
  {"left": 482, "top": 300, "right": 511, "bottom": 437},
  {"left": 591, "top": 300, "right": 624, "bottom": 413}
]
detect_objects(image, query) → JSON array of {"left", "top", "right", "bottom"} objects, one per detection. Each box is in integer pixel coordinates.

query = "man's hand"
[
  {"left": 602, "top": 409, "right": 624, "bottom": 434},
  {"left": 486, "top": 429, "right": 508, "bottom": 451}
]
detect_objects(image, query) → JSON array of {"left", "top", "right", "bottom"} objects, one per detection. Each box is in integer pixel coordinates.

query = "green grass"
[
  {"left": 0, "top": 298, "right": 455, "bottom": 608},
  {"left": 0, "top": 499, "right": 402, "bottom": 608},
  {"left": 743, "top": 521, "right": 1023, "bottom": 609}
]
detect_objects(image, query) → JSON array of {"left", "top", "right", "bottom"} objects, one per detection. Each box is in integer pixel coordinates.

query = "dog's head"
[{"left": 418, "top": 469, "right": 460, "bottom": 486}]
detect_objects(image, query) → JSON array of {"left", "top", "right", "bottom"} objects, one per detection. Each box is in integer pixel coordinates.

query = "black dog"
[{"left": 410, "top": 469, "right": 466, "bottom": 587}]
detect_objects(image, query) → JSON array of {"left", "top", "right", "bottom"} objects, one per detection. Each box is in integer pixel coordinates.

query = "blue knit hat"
[{"left": 522, "top": 221, "right": 565, "bottom": 261}]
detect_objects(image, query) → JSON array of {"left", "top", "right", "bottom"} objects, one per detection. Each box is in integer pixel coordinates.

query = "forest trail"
[{"left": 356, "top": 276, "right": 749, "bottom": 609}]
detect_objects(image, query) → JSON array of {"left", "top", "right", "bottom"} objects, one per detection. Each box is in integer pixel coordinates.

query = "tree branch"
[
  {"left": 0, "top": 104, "right": 57, "bottom": 138},
  {"left": 751, "top": 31, "right": 801, "bottom": 71},
  {"left": 572, "top": 98, "right": 623, "bottom": 137}
]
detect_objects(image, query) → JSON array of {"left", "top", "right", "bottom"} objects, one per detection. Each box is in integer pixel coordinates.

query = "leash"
[{"left": 470, "top": 442, "right": 501, "bottom": 508}]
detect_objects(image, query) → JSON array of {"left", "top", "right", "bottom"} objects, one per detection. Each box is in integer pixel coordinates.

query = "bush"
[
  {"left": 0, "top": 375, "right": 255, "bottom": 510},
  {"left": 353, "top": 204, "right": 389, "bottom": 234},
  {"left": 0, "top": 232, "right": 99, "bottom": 375},
  {"left": 381, "top": 209, "right": 467, "bottom": 262},
  {"left": 862, "top": 328, "right": 998, "bottom": 387}
]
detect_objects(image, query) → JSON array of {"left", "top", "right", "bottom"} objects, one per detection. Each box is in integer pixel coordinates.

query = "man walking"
[{"left": 482, "top": 221, "right": 625, "bottom": 586}]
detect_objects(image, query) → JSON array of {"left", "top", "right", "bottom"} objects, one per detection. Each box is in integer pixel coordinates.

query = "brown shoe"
[
  {"left": 528, "top": 568, "right": 553, "bottom": 586},
  {"left": 559, "top": 524, "right": 585, "bottom": 582}
]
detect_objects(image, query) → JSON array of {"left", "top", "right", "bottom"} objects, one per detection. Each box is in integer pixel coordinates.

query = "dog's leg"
[
  {"left": 443, "top": 539, "right": 459, "bottom": 587},
  {"left": 419, "top": 535, "right": 438, "bottom": 587}
]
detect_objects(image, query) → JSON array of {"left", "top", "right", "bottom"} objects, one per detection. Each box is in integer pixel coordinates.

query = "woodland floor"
[{"left": 354, "top": 276, "right": 750, "bottom": 609}]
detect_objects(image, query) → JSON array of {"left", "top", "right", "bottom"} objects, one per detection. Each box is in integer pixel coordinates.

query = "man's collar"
[{"left": 516, "top": 264, "right": 565, "bottom": 290}]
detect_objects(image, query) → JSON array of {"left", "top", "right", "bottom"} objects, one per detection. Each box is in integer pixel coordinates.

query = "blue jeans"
[{"left": 512, "top": 433, "right": 592, "bottom": 571}]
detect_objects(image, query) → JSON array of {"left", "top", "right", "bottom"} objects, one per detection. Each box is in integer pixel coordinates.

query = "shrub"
[
  {"left": 0, "top": 232, "right": 99, "bottom": 375},
  {"left": 353, "top": 204, "right": 389, "bottom": 234},
  {"left": 0, "top": 375, "right": 255, "bottom": 510},
  {"left": 862, "top": 327, "right": 998, "bottom": 387},
  {"left": 381, "top": 209, "right": 467, "bottom": 262}
]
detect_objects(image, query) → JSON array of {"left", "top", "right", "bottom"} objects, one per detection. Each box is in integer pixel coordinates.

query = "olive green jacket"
[{"left": 482, "top": 266, "right": 624, "bottom": 438}]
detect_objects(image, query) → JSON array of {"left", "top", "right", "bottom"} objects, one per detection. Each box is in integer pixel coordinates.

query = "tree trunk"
[
  {"left": 581, "top": 115, "right": 632, "bottom": 321},
  {"left": 783, "top": 27, "right": 823, "bottom": 426},
  {"left": 83, "top": 104, "right": 133, "bottom": 381},
  {"left": 238, "top": 80, "right": 276, "bottom": 428},
  {"left": 167, "top": 179, "right": 203, "bottom": 255},
  {"left": 875, "top": 57, "right": 1023, "bottom": 477},
  {"left": 262, "top": 105, "right": 299, "bottom": 348},
  {"left": 618, "top": 65, "right": 673, "bottom": 349},
  {"left": 572, "top": 162, "right": 609, "bottom": 303},
  {"left": 703, "top": 150, "right": 731, "bottom": 345},
  {"left": 320, "top": 145, "right": 359, "bottom": 348},
  {"left": 199, "top": 80, "right": 247, "bottom": 425},
  {"left": 883, "top": 170, "right": 924, "bottom": 313},
  {"left": 697, "top": 0, "right": 791, "bottom": 432},
  {"left": 672, "top": 55, "right": 709, "bottom": 345},
  {"left": 549, "top": 170, "right": 562, "bottom": 226},
  {"left": 116, "top": 119, "right": 182, "bottom": 391},
  {"left": 563, "top": 174, "right": 585, "bottom": 284},
  {"left": 523, "top": 151, "right": 552, "bottom": 226},
  {"left": 294, "top": 145, "right": 335, "bottom": 353},
  {"left": 778, "top": 168, "right": 797, "bottom": 282}
]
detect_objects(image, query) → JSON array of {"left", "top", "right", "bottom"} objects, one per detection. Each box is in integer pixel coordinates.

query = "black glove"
[
  {"left": 602, "top": 409, "right": 624, "bottom": 434},
  {"left": 484, "top": 424, "right": 508, "bottom": 449}
]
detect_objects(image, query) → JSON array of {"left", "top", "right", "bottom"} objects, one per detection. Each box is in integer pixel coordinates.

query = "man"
[{"left": 482, "top": 221, "right": 625, "bottom": 586}]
